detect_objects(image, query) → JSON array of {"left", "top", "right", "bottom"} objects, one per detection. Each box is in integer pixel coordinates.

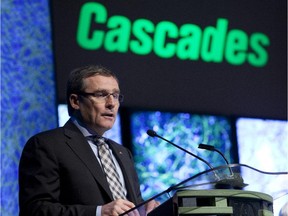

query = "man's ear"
[{"left": 69, "top": 94, "right": 80, "bottom": 110}]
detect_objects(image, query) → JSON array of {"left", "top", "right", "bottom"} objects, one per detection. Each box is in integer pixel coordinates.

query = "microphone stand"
[
  {"left": 198, "top": 144, "right": 233, "bottom": 176},
  {"left": 198, "top": 144, "right": 246, "bottom": 189},
  {"left": 147, "top": 129, "right": 220, "bottom": 181},
  {"left": 147, "top": 129, "right": 247, "bottom": 189}
]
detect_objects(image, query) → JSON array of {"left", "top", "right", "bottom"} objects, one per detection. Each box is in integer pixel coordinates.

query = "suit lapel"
[{"left": 63, "top": 121, "right": 113, "bottom": 200}]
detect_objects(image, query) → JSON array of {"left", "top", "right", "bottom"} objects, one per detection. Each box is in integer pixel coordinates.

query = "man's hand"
[
  {"left": 102, "top": 199, "right": 136, "bottom": 216},
  {"left": 145, "top": 199, "right": 160, "bottom": 213}
]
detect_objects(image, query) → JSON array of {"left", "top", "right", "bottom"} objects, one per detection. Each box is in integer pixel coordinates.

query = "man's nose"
[{"left": 105, "top": 95, "right": 116, "bottom": 106}]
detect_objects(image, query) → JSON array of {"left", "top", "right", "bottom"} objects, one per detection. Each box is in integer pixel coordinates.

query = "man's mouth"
[{"left": 102, "top": 113, "right": 114, "bottom": 118}]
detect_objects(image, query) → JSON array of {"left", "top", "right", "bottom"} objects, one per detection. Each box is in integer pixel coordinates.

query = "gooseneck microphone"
[
  {"left": 198, "top": 143, "right": 247, "bottom": 189},
  {"left": 147, "top": 129, "right": 216, "bottom": 174},
  {"left": 147, "top": 129, "right": 247, "bottom": 189},
  {"left": 198, "top": 144, "right": 233, "bottom": 176}
]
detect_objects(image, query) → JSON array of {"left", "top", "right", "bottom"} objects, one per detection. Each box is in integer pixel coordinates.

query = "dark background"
[{"left": 50, "top": 0, "right": 287, "bottom": 120}]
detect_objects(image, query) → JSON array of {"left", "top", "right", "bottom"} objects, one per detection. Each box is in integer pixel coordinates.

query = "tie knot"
[
  {"left": 87, "top": 136, "right": 106, "bottom": 146},
  {"left": 96, "top": 137, "right": 106, "bottom": 146}
]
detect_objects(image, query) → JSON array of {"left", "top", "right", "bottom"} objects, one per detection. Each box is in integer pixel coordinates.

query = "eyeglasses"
[{"left": 78, "top": 91, "right": 124, "bottom": 103}]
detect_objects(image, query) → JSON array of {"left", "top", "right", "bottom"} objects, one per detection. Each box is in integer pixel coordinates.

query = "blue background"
[{"left": 1, "top": 1, "right": 56, "bottom": 215}]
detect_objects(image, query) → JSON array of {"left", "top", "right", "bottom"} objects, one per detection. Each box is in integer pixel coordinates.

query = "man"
[{"left": 19, "top": 65, "right": 159, "bottom": 216}]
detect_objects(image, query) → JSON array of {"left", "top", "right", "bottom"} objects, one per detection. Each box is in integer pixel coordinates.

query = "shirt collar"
[
  {"left": 71, "top": 117, "right": 107, "bottom": 140},
  {"left": 71, "top": 117, "right": 95, "bottom": 137}
]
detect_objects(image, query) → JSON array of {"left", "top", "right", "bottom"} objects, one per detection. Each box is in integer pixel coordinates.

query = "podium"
[
  {"left": 121, "top": 164, "right": 287, "bottom": 216},
  {"left": 149, "top": 189, "right": 273, "bottom": 216}
]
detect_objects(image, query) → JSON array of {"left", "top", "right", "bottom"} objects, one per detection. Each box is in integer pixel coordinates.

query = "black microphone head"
[
  {"left": 198, "top": 144, "right": 215, "bottom": 150},
  {"left": 147, "top": 129, "right": 157, "bottom": 137}
]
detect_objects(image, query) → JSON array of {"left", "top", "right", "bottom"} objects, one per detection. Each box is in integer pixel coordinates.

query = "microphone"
[
  {"left": 146, "top": 129, "right": 219, "bottom": 180},
  {"left": 198, "top": 143, "right": 247, "bottom": 189},
  {"left": 198, "top": 144, "right": 233, "bottom": 176}
]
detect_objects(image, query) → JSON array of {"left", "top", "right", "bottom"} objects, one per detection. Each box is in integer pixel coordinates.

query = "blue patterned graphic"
[
  {"left": 130, "top": 111, "right": 233, "bottom": 200},
  {"left": 1, "top": 1, "right": 57, "bottom": 215}
]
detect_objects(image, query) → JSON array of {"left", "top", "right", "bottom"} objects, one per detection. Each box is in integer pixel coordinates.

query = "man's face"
[{"left": 70, "top": 75, "right": 120, "bottom": 135}]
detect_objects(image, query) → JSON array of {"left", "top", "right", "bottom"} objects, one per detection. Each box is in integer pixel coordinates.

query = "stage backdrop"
[
  {"left": 1, "top": 1, "right": 56, "bottom": 215},
  {"left": 50, "top": 0, "right": 287, "bottom": 120}
]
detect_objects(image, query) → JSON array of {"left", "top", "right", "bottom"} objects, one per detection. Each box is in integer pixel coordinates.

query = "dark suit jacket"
[{"left": 19, "top": 120, "right": 143, "bottom": 216}]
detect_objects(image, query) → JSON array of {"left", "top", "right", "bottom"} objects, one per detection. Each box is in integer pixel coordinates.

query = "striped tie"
[{"left": 95, "top": 137, "right": 126, "bottom": 200}]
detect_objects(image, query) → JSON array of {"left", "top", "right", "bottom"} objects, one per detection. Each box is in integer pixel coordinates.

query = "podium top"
[{"left": 120, "top": 163, "right": 287, "bottom": 216}]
